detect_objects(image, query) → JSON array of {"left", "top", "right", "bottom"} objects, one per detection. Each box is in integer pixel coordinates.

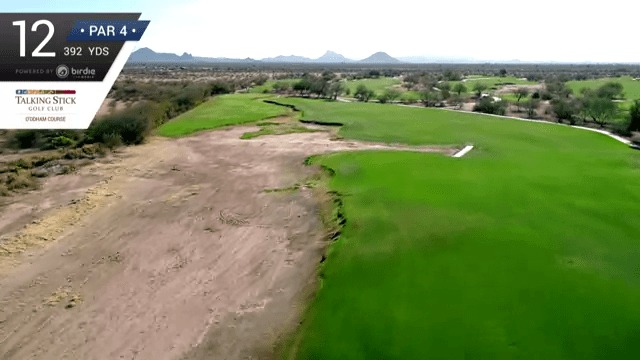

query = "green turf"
[
  {"left": 566, "top": 76, "right": 640, "bottom": 123},
  {"left": 271, "top": 98, "right": 640, "bottom": 359},
  {"left": 248, "top": 78, "right": 299, "bottom": 94},
  {"left": 500, "top": 93, "right": 530, "bottom": 103},
  {"left": 451, "top": 76, "right": 539, "bottom": 94},
  {"left": 156, "top": 94, "right": 290, "bottom": 137},
  {"left": 344, "top": 77, "right": 403, "bottom": 96},
  {"left": 567, "top": 76, "right": 640, "bottom": 102}
]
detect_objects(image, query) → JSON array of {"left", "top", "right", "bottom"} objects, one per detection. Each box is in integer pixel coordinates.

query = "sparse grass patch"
[
  {"left": 240, "top": 122, "right": 317, "bottom": 139},
  {"left": 0, "top": 183, "right": 10, "bottom": 196},
  {"left": 5, "top": 172, "right": 38, "bottom": 191}
]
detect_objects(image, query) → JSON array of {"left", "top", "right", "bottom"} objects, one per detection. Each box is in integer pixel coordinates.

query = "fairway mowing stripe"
[{"left": 453, "top": 145, "right": 474, "bottom": 158}]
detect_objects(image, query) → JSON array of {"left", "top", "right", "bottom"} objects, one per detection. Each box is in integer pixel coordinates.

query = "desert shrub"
[
  {"left": 51, "top": 136, "right": 75, "bottom": 148},
  {"left": 523, "top": 99, "right": 541, "bottom": 118},
  {"left": 0, "top": 183, "right": 9, "bottom": 196},
  {"left": 208, "top": 80, "right": 235, "bottom": 95},
  {"left": 448, "top": 94, "right": 464, "bottom": 109},
  {"left": 171, "top": 84, "right": 208, "bottom": 112},
  {"left": 254, "top": 75, "right": 269, "bottom": 86},
  {"left": 611, "top": 122, "right": 633, "bottom": 137},
  {"left": 5, "top": 172, "right": 37, "bottom": 191},
  {"left": 11, "top": 130, "right": 39, "bottom": 149},
  {"left": 87, "top": 105, "right": 152, "bottom": 146},
  {"left": 473, "top": 97, "right": 507, "bottom": 115},
  {"left": 273, "top": 82, "right": 291, "bottom": 94},
  {"left": 627, "top": 100, "right": 640, "bottom": 132},
  {"left": 399, "top": 93, "right": 418, "bottom": 104},
  {"left": 378, "top": 88, "right": 401, "bottom": 104},
  {"left": 102, "top": 132, "right": 123, "bottom": 150}
]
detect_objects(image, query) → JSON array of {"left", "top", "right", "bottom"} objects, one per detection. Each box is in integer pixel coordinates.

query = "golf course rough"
[{"left": 273, "top": 97, "right": 640, "bottom": 359}]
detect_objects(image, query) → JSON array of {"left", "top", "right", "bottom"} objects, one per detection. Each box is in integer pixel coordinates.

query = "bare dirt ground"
[{"left": 0, "top": 124, "right": 455, "bottom": 360}]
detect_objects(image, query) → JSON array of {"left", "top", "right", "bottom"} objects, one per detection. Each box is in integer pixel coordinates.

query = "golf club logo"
[{"left": 56, "top": 65, "right": 69, "bottom": 79}]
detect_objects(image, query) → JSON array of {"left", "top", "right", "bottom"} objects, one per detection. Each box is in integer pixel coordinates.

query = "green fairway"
[
  {"left": 248, "top": 78, "right": 299, "bottom": 93},
  {"left": 566, "top": 76, "right": 640, "bottom": 122},
  {"left": 156, "top": 94, "right": 290, "bottom": 137},
  {"left": 271, "top": 98, "right": 640, "bottom": 359},
  {"left": 568, "top": 76, "right": 640, "bottom": 100},
  {"left": 451, "top": 76, "right": 539, "bottom": 94},
  {"left": 344, "top": 77, "right": 402, "bottom": 96},
  {"left": 567, "top": 76, "right": 640, "bottom": 109}
]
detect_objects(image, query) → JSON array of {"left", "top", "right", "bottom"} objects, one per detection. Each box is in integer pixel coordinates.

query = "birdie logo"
[{"left": 56, "top": 65, "right": 69, "bottom": 79}]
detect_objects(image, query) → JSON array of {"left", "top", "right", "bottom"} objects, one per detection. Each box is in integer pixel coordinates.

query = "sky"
[{"left": 6, "top": 0, "right": 640, "bottom": 62}]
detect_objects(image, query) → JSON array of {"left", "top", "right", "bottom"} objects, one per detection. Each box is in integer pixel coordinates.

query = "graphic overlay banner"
[{"left": 0, "top": 13, "right": 149, "bottom": 129}]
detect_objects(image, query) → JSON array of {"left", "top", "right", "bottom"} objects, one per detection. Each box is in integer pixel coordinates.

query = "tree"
[
  {"left": 448, "top": 94, "right": 464, "bottom": 109},
  {"left": 627, "top": 99, "right": 640, "bottom": 132},
  {"left": 378, "top": 88, "right": 401, "bottom": 104},
  {"left": 310, "top": 78, "right": 329, "bottom": 98},
  {"left": 419, "top": 90, "right": 442, "bottom": 107},
  {"left": 473, "top": 82, "right": 487, "bottom": 97},
  {"left": 355, "top": 84, "right": 374, "bottom": 102},
  {"left": 515, "top": 88, "right": 530, "bottom": 111},
  {"left": 322, "top": 71, "right": 336, "bottom": 82},
  {"left": 438, "top": 82, "right": 451, "bottom": 92},
  {"left": 329, "top": 82, "right": 345, "bottom": 100},
  {"left": 551, "top": 98, "right": 579, "bottom": 124},
  {"left": 419, "top": 74, "right": 438, "bottom": 91},
  {"left": 473, "top": 97, "right": 507, "bottom": 115},
  {"left": 596, "top": 81, "right": 624, "bottom": 100},
  {"left": 443, "top": 70, "right": 462, "bottom": 81},
  {"left": 403, "top": 74, "right": 420, "bottom": 89},
  {"left": 499, "top": 68, "right": 507, "bottom": 77},
  {"left": 293, "top": 79, "right": 312, "bottom": 96},
  {"left": 581, "top": 90, "right": 618, "bottom": 127},
  {"left": 522, "top": 99, "right": 540, "bottom": 119},
  {"left": 453, "top": 83, "right": 467, "bottom": 96},
  {"left": 546, "top": 81, "right": 573, "bottom": 99}
]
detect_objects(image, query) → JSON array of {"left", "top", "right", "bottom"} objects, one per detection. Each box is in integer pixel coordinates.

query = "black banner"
[{"left": 0, "top": 13, "right": 140, "bottom": 82}]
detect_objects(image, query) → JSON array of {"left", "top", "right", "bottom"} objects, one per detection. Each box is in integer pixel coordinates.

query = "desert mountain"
[
  {"left": 128, "top": 47, "right": 257, "bottom": 63},
  {"left": 315, "top": 50, "right": 353, "bottom": 63},
  {"left": 358, "top": 51, "right": 401, "bottom": 64},
  {"left": 261, "top": 55, "right": 314, "bottom": 63}
]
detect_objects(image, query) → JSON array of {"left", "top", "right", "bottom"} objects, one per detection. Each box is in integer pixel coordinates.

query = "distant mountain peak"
[
  {"left": 315, "top": 50, "right": 351, "bottom": 63},
  {"left": 359, "top": 51, "right": 400, "bottom": 64}
]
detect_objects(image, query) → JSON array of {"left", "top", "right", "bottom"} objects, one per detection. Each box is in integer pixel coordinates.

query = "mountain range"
[
  {"left": 128, "top": 48, "right": 411, "bottom": 64},
  {"left": 127, "top": 48, "right": 634, "bottom": 65}
]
